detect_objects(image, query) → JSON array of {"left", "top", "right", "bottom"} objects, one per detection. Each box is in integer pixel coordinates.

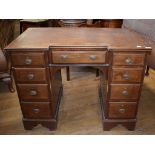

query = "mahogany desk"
[{"left": 5, "top": 28, "right": 151, "bottom": 131}]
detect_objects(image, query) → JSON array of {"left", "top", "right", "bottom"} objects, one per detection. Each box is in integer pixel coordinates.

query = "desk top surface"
[{"left": 5, "top": 28, "right": 152, "bottom": 51}]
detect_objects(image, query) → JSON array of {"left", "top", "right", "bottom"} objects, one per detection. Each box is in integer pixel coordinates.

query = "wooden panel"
[
  {"left": 109, "top": 102, "right": 137, "bottom": 118},
  {"left": 110, "top": 84, "right": 140, "bottom": 100},
  {"left": 111, "top": 67, "right": 143, "bottom": 83},
  {"left": 52, "top": 51, "right": 106, "bottom": 64},
  {"left": 14, "top": 68, "right": 47, "bottom": 83},
  {"left": 17, "top": 84, "right": 49, "bottom": 101},
  {"left": 21, "top": 102, "right": 52, "bottom": 119},
  {"left": 113, "top": 53, "right": 145, "bottom": 66},
  {"left": 50, "top": 67, "right": 62, "bottom": 115},
  {"left": 11, "top": 52, "right": 46, "bottom": 66}
]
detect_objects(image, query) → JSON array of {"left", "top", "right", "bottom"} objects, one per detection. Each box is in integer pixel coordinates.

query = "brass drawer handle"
[
  {"left": 30, "top": 90, "right": 37, "bottom": 96},
  {"left": 125, "top": 58, "right": 133, "bottom": 65},
  {"left": 25, "top": 58, "right": 32, "bottom": 65},
  {"left": 60, "top": 54, "right": 68, "bottom": 59},
  {"left": 122, "top": 73, "right": 129, "bottom": 80},
  {"left": 122, "top": 90, "right": 129, "bottom": 96},
  {"left": 118, "top": 108, "right": 125, "bottom": 113},
  {"left": 33, "top": 108, "right": 40, "bottom": 113},
  {"left": 89, "top": 55, "right": 97, "bottom": 60},
  {"left": 27, "top": 73, "right": 34, "bottom": 80}
]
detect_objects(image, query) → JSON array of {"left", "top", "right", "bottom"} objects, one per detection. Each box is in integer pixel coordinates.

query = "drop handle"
[
  {"left": 122, "top": 90, "right": 129, "bottom": 96},
  {"left": 25, "top": 58, "right": 32, "bottom": 65},
  {"left": 118, "top": 108, "right": 126, "bottom": 113},
  {"left": 122, "top": 73, "right": 129, "bottom": 80},
  {"left": 33, "top": 108, "right": 40, "bottom": 113},
  {"left": 89, "top": 55, "right": 97, "bottom": 60},
  {"left": 27, "top": 73, "right": 34, "bottom": 80},
  {"left": 60, "top": 54, "right": 68, "bottom": 59},
  {"left": 30, "top": 90, "right": 37, "bottom": 96},
  {"left": 125, "top": 58, "right": 133, "bottom": 65}
]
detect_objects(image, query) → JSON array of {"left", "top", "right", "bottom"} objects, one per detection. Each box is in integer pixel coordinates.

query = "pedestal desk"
[{"left": 5, "top": 28, "right": 151, "bottom": 131}]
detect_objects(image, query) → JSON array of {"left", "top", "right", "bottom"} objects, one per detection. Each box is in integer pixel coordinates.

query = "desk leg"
[
  {"left": 66, "top": 66, "right": 70, "bottom": 81},
  {"left": 145, "top": 65, "right": 150, "bottom": 76},
  {"left": 96, "top": 69, "right": 99, "bottom": 77}
]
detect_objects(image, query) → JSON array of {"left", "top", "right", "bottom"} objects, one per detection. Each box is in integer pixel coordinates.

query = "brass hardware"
[
  {"left": 145, "top": 46, "right": 151, "bottom": 49},
  {"left": 27, "top": 73, "right": 34, "bottom": 80},
  {"left": 30, "top": 90, "right": 37, "bottom": 96},
  {"left": 33, "top": 108, "right": 40, "bottom": 113},
  {"left": 89, "top": 55, "right": 97, "bottom": 60},
  {"left": 118, "top": 108, "right": 125, "bottom": 113},
  {"left": 60, "top": 54, "right": 68, "bottom": 59},
  {"left": 125, "top": 58, "right": 133, "bottom": 65},
  {"left": 25, "top": 58, "right": 32, "bottom": 65},
  {"left": 122, "top": 90, "right": 129, "bottom": 96},
  {"left": 122, "top": 73, "right": 129, "bottom": 80}
]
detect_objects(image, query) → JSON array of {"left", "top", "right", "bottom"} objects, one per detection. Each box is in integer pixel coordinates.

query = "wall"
[{"left": 123, "top": 19, "right": 155, "bottom": 70}]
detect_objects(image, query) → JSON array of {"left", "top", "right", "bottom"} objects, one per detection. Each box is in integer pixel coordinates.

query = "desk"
[{"left": 5, "top": 28, "right": 151, "bottom": 131}]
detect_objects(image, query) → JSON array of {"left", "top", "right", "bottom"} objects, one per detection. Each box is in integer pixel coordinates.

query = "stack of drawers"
[
  {"left": 10, "top": 51, "right": 58, "bottom": 130},
  {"left": 103, "top": 51, "right": 146, "bottom": 130}
]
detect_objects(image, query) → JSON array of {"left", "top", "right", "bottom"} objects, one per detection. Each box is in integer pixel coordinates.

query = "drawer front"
[
  {"left": 110, "top": 84, "right": 140, "bottom": 100},
  {"left": 113, "top": 53, "right": 145, "bottom": 66},
  {"left": 17, "top": 84, "right": 49, "bottom": 101},
  {"left": 14, "top": 68, "right": 47, "bottom": 83},
  {"left": 109, "top": 102, "right": 137, "bottom": 118},
  {"left": 21, "top": 102, "right": 52, "bottom": 119},
  {"left": 111, "top": 67, "right": 143, "bottom": 83},
  {"left": 52, "top": 51, "right": 106, "bottom": 64},
  {"left": 11, "top": 52, "right": 46, "bottom": 66}
]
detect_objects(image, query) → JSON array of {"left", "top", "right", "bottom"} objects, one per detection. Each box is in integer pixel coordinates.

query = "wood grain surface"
[{"left": 5, "top": 28, "right": 152, "bottom": 50}]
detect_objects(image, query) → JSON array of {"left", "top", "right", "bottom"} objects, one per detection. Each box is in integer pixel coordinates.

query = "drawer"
[
  {"left": 17, "top": 84, "right": 49, "bottom": 101},
  {"left": 110, "top": 84, "right": 140, "bottom": 100},
  {"left": 11, "top": 52, "right": 46, "bottom": 67},
  {"left": 111, "top": 67, "right": 143, "bottom": 83},
  {"left": 21, "top": 102, "right": 52, "bottom": 119},
  {"left": 113, "top": 53, "right": 145, "bottom": 66},
  {"left": 108, "top": 102, "right": 137, "bottom": 118},
  {"left": 14, "top": 68, "right": 47, "bottom": 83},
  {"left": 52, "top": 51, "right": 106, "bottom": 64}
]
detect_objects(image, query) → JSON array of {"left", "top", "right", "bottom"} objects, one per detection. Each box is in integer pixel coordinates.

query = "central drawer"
[
  {"left": 17, "top": 84, "right": 50, "bottom": 101},
  {"left": 52, "top": 51, "right": 107, "bottom": 64}
]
